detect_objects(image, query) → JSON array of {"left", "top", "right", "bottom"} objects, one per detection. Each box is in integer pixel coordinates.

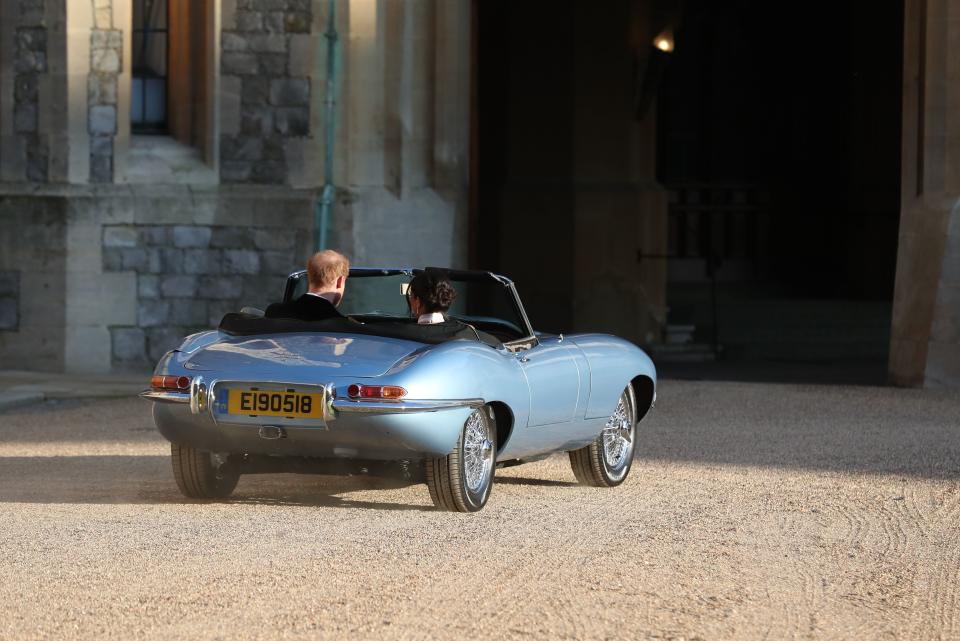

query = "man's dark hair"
[{"left": 408, "top": 269, "right": 457, "bottom": 313}]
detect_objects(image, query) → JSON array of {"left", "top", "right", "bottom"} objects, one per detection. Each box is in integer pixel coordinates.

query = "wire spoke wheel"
[
  {"left": 462, "top": 410, "right": 494, "bottom": 492},
  {"left": 426, "top": 407, "right": 496, "bottom": 512},
  {"left": 569, "top": 385, "right": 638, "bottom": 487},
  {"left": 600, "top": 391, "right": 635, "bottom": 475}
]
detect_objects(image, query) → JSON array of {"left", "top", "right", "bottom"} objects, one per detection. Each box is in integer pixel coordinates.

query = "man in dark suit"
[{"left": 265, "top": 250, "right": 350, "bottom": 321}]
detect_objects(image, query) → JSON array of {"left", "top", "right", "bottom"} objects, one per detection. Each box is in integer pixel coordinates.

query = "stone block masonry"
[
  {"left": 88, "top": 0, "right": 120, "bottom": 183},
  {"left": 14, "top": 0, "right": 49, "bottom": 182},
  {"left": 0, "top": 196, "right": 67, "bottom": 372},
  {"left": 0, "top": 272, "right": 19, "bottom": 331},
  {"left": 220, "top": 0, "right": 313, "bottom": 184},
  {"left": 102, "top": 223, "right": 310, "bottom": 366}
]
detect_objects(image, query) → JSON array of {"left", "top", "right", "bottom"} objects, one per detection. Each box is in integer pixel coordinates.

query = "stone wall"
[
  {"left": 0, "top": 271, "right": 18, "bottom": 331},
  {"left": 0, "top": 185, "right": 314, "bottom": 374},
  {"left": 13, "top": 0, "right": 49, "bottom": 182},
  {"left": 88, "top": 0, "right": 120, "bottom": 183},
  {"left": 0, "top": 195, "right": 66, "bottom": 371},
  {"left": 101, "top": 220, "right": 311, "bottom": 368},
  {"left": 220, "top": 0, "right": 313, "bottom": 184}
]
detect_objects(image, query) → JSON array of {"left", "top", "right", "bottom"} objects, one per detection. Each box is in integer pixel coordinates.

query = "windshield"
[{"left": 288, "top": 269, "right": 531, "bottom": 342}]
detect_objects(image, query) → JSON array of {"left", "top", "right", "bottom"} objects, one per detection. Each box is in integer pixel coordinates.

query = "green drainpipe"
[{"left": 316, "top": 0, "right": 339, "bottom": 251}]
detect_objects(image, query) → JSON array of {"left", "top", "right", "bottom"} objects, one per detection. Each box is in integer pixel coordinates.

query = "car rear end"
[{"left": 144, "top": 331, "right": 477, "bottom": 461}]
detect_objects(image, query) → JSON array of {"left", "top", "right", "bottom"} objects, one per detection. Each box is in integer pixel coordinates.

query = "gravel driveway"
[{"left": 1, "top": 380, "right": 958, "bottom": 640}]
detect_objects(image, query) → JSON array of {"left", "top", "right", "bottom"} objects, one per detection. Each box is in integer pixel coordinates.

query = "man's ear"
[{"left": 336, "top": 276, "right": 345, "bottom": 289}]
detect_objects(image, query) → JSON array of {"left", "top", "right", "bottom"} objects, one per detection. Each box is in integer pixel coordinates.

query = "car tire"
[
  {"left": 425, "top": 407, "right": 496, "bottom": 512},
  {"left": 569, "top": 384, "right": 637, "bottom": 487},
  {"left": 170, "top": 443, "right": 239, "bottom": 499}
]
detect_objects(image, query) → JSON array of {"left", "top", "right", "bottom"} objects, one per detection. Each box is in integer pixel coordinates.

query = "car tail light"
[
  {"left": 151, "top": 375, "right": 192, "bottom": 391},
  {"left": 347, "top": 384, "right": 407, "bottom": 399}
]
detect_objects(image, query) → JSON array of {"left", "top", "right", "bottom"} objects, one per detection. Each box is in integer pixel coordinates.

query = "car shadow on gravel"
[
  {"left": 635, "top": 381, "right": 960, "bottom": 480},
  {"left": 0, "top": 455, "right": 435, "bottom": 510},
  {"left": 223, "top": 494, "right": 435, "bottom": 511},
  {"left": 495, "top": 476, "right": 578, "bottom": 488},
  {"left": 222, "top": 475, "right": 435, "bottom": 511}
]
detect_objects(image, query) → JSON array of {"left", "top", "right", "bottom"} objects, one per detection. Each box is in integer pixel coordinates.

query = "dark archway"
[
  {"left": 655, "top": 0, "right": 904, "bottom": 383},
  {"left": 472, "top": 0, "right": 905, "bottom": 384}
]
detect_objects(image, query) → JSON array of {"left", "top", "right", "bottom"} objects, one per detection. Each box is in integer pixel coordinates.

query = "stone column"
[
  {"left": 928, "top": 209, "right": 960, "bottom": 385},
  {"left": 112, "top": 0, "right": 131, "bottom": 182},
  {"left": 889, "top": 0, "right": 960, "bottom": 388},
  {"left": 65, "top": 0, "right": 92, "bottom": 183},
  {"left": 570, "top": 0, "right": 668, "bottom": 344},
  {"left": 335, "top": 0, "right": 470, "bottom": 268},
  {"left": 285, "top": 0, "right": 329, "bottom": 189},
  {"left": 343, "top": 0, "right": 386, "bottom": 188},
  {"left": 64, "top": 191, "right": 138, "bottom": 373},
  {"left": 0, "top": 0, "right": 51, "bottom": 182},
  {"left": 43, "top": 0, "right": 68, "bottom": 181},
  {"left": 0, "top": 0, "right": 14, "bottom": 180},
  {"left": 87, "top": 0, "right": 121, "bottom": 183},
  {"left": 433, "top": 0, "right": 470, "bottom": 258}
]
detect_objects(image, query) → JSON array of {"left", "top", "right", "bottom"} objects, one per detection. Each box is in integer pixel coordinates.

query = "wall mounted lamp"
[{"left": 635, "top": 28, "right": 676, "bottom": 119}]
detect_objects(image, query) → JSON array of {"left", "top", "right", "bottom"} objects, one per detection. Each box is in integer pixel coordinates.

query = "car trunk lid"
[{"left": 184, "top": 332, "right": 423, "bottom": 379}]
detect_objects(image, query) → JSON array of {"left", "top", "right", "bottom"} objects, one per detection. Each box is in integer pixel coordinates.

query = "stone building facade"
[
  {"left": 0, "top": 0, "right": 471, "bottom": 373},
  {"left": 0, "top": 0, "right": 957, "bottom": 389}
]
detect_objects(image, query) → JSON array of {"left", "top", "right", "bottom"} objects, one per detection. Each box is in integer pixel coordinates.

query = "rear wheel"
[
  {"left": 426, "top": 407, "right": 495, "bottom": 512},
  {"left": 171, "top": 443, "right": 239, "bottom": 499},
  {"left": 569, "top": 385, "right": 637, "bottom": 487}
]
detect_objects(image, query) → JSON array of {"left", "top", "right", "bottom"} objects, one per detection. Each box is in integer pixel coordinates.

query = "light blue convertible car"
[{"left": 142, "top": 268, "right": 657, "bottom": 512}]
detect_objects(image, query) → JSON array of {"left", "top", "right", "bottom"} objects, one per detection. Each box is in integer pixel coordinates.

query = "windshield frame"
[{"left": 281, "top": 266, "right": 537, "bottom": 344}]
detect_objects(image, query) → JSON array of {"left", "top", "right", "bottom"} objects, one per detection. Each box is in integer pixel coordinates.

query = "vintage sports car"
[{"left": 142, "top": 268, "right": 657, "bottom": 512}]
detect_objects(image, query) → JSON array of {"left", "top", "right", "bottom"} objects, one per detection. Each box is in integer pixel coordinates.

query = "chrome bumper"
[
  {"left": 140, "top": 380, "right": 482, "bottom": 418},
  {"left": 330, "top": 398, "right": 483, "bottom": 414},
  {"left": 140, "top": 390, "right": 190, "bottom": 404}
]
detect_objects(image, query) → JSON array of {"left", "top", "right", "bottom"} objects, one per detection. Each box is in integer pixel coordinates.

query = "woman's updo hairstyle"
[{"left": 408, "top": 269, "right": 457, "bottom": 313}]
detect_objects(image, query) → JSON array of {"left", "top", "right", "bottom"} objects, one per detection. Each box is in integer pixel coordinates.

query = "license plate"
[{"left": 226, "top": 389, "right": 323, "bottom": 419}]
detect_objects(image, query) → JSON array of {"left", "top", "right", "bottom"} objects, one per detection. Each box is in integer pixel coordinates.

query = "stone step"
[{"left": 665, "top": 298, "right": 892, "bottom": 361}]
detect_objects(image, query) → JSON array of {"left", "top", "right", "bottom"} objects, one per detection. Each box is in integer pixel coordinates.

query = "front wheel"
[
  {"left": 426, "top": 407, "right": 496, "bottom": 512},
  {"left": 569, "top": 385, "right": 637, "bottom": 487},
  {"left": 171, "top": 443, "right": 239, "bottom": 499}
]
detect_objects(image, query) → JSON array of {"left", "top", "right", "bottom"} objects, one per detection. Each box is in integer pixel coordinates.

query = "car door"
[{"left": 517, "top": 336, "right": 582, "bottom": 427}]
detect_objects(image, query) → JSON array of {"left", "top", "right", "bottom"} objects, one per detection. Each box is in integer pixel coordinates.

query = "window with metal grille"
[{"left": 131, "top": 0, "right": 168, "bottom": 133}]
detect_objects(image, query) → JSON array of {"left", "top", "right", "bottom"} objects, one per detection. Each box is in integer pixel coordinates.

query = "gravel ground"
[{"left": 1, "top": 380, "right": 958, "bottom": 641}]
